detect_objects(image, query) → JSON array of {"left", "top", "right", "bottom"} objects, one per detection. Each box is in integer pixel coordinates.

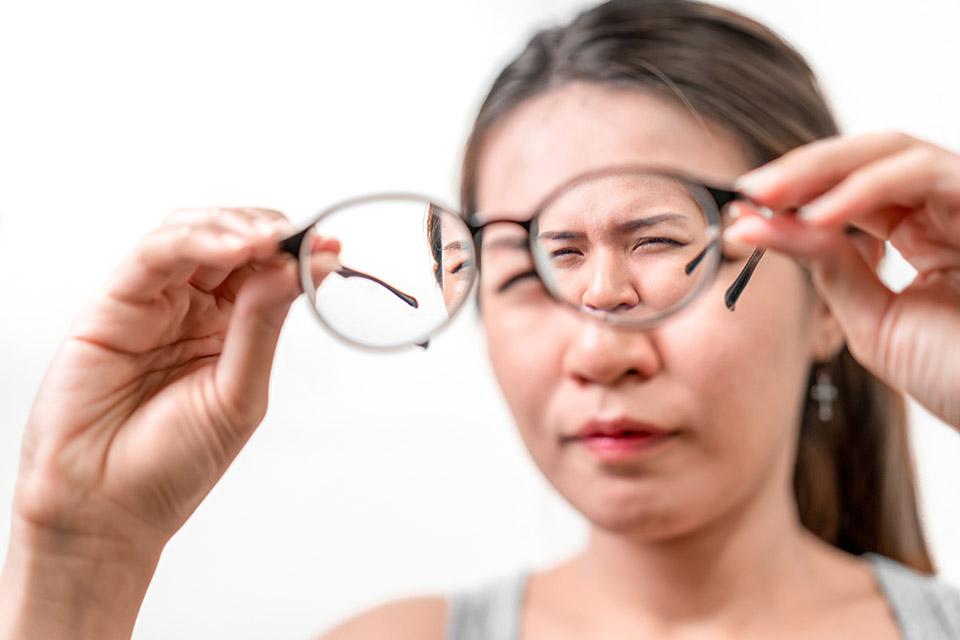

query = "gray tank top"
[{"left": 445, "top": 554, "right": 960, "bottom": 640}]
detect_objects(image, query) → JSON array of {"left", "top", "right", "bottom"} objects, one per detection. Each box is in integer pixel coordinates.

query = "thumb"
[
  {"left": 215, "top": 259, "right": 302, "bottom": 424},
  {"left": 808, "top": 236, "right": 895, "bottom": 372}
]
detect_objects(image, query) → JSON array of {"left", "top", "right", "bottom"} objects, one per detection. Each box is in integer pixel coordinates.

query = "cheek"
[
  {"left": 665, "top": 255, "right": 816, "bottom": 453},
  {"left": 480, "top": 284, "right": 567, "bottom": 434}
]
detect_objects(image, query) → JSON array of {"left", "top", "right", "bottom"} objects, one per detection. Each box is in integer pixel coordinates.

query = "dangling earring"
[{"left": 809, "top": 367, "right": 838, "bottom": 422}]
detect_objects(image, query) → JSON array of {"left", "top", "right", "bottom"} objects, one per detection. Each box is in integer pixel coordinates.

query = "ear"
[
  {"left": 810, "top": 230, "right": 883, "bottom": 362},
  {"left": 810, "top": 293, "right": 846, "bottom": 362}
]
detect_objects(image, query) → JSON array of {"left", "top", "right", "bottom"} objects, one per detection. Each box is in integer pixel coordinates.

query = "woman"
[{"left": 2, "top": 1, "right": 959, "bottom": 638}]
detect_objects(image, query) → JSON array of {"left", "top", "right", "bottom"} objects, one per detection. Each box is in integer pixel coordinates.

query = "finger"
[
  {"left": 167, "top": 208, "right": 294, "bottom": 268},
  {"left": 188, "top": 214, "right": 296, "bottom": 293},
  {"left": 214, "top": 260, "right": 302, "bottom": 426},
  {"left": 109, "top": 222, "right": 280, "bottom": 303},
  {"left": 734, "top": 131, "right": 919, "bottom": 209},
  {"left": 234, "top": 207, "right": 289, "bottom": 222},
  {"left": 311, "top": 235, "right": 342, "bottom": 253},
  {"left": 208, "top": 263, "right": 260, "bottom": 302},
  {"left": 730, "top": 198, "right": 904, "bottom": 257},
  {"left": 731, "top": 197, "right": 910, "bottom": 243},
  {"left": 189, "top": 263, "right": 240, "bottom": 294},
  {"left": 214, "top": 254, "right": 305, "bottom": 304},
  {"left": 808, "top": 238, "right": 896, "bottom": 377},
  {"left": 724, "top": 210, "right": 838, "bottom": 259},
  {"left": 189, "top": 252, "right": 289, "bottom": 295},
  {"left": 795, "top": 146, "right": 960, "bottom": 230},
  {"left": 165, "top": 207, "right": 291, "bottom": 234}
]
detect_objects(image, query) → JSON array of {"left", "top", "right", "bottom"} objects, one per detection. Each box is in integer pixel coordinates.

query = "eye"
[
  {"left": 549, "top": 247, "right": 584, "bottom": 260},
  {"left": 633, "top": 237, "right": 683, "bottom": 250},
  {"left": 449, "top": 258, "right": 474, "bottom": 276}
]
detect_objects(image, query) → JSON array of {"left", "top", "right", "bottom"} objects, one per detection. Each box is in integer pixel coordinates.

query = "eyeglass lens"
[
  {"left": 300, "top": 197, "right": 477, "bottom": 350},
  {"left": 528, "top": 171, "right": 721, "bottom": 327}
]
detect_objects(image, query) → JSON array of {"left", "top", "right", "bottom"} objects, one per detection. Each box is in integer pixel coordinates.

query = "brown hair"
[{"left": 461, "top": 0, "right": 933, "bottom": 572}]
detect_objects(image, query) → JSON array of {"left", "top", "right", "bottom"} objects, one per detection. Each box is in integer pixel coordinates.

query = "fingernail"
[
  {"left": 754, "top": 204, "right": 775, "bottom": 220},
  {"left": 723, "top": 216, "right": 765, "bottom": 244},
  {"left": 734, "top": 167, "right": 779, "bottom": 197},
  {"left": 310, "top": 252, "right": 341, "bottom": 271},
  {"left": 730, "top": 201, "right": 774, "bottom": 220},
  {"left": 797, "top": 195, "right": 831, "bottom": 222},
  {"left": 723, "top": 225, "right": 747, "bottom": 245}
]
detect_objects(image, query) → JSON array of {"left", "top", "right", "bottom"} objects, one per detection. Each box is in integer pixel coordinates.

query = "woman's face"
[{"left": 475, "top": 83, "right": 829, "bottom": 539}]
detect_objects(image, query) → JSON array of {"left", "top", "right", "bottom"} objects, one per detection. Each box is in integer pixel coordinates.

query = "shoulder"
[
  {"left": 318, "top": 571, "right": 529, "bottom": 640},
  {"left": 866, "top": 553, "right": 960, "bottom": 637},
  {"left": 318, "top": 596, "right": 448, "bottom": 640}
]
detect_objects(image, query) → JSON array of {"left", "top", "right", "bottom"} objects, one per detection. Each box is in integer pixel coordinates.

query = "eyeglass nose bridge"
[{"left": 464, "top": 214, "right": 535, "bottom": 278}]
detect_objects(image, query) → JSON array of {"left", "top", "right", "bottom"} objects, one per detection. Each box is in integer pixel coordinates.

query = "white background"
[{"left": 1, "top": 1, "right": 958, "bottom": 638}]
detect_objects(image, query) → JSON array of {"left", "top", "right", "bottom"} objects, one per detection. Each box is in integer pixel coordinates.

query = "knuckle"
[
  {"left": 911, "top": 144, "right": 939, "bottom": 166},
  {"left": 875, "top": 129, "right": 914, "bottom": 149},
  {"left": 899, "top": 145, "right": 942, "bottom": 183},
  {"left": 250, "top": 207, "right": 289, "bottom": 221},
  {"left": 163, "top": 207, "right": 198, "bottom": 224},
  {"left": 245, "top": 207, "right": 293, "bottom": 230}
]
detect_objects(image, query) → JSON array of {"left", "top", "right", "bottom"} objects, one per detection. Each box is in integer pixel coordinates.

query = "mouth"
[{"left": 561, "top": 418, "right": 678, "bottom": 463}]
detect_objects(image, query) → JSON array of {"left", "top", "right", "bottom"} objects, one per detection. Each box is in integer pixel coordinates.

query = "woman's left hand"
[{"left": 726, "top": 131, "right": 960, "bottom": 428}]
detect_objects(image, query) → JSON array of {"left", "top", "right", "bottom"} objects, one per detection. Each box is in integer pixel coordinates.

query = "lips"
[
  {"left": 562, "top": 418, "right": 677, "bottom": 462},
  {"left": 565, "top": 418, "right": 674, "bottom": 441}
]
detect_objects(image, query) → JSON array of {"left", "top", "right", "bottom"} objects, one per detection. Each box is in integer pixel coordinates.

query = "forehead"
[{"left": 475, "top": 82, "right": 752, "bottom": 216}]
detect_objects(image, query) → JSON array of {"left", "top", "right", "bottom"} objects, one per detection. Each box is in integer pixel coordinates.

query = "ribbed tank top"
[{"left": 445, "top": 554, "right": 960, "bottom": 640}]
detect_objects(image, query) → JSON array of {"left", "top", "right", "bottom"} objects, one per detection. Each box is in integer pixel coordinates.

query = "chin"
[
  {"left": 559, "top": 473, "right": 703, "bottom": 541},
  {"left": 582, "top": 503, "right": 696, "bottom": 541}
]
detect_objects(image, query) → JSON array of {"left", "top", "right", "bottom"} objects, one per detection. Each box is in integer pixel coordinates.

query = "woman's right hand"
[{"left": 1, "top": 207, "right": 339, "bottom": 639}]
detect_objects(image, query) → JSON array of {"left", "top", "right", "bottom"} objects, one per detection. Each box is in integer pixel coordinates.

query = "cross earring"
[{"left": 809, "top": 368, "right": 838, "bottom": 422}]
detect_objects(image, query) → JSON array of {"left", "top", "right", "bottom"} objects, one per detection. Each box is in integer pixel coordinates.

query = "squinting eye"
[
  {"left": 450, "top": 258, "right": 474, "bottom": 275},
  {"left": 634, "top": 238, "right": 682, "bottom": 249},
  {"left": 550, "top": 248, "right": 582, "bottom": 257}
]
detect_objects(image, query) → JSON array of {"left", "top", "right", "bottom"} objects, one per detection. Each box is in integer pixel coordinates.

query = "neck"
[{"left": 574, "top": 476, "right": 821, "bottom": 628}]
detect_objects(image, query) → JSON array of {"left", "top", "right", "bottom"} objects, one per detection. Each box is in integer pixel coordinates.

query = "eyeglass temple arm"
[
  {"left": 705, "top": 186, "right": 767, "bottom": 311},
  {"left": 723, "top": 247, "right": 766, "bottom": 311},
  {"left": 278, "top": 229, "right": 419, "bottom": 309},
  {"left": 335, "top": 267, "right": 419, "bottom": 308}
]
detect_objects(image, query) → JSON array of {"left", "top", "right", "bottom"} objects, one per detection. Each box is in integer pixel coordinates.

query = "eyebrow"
[
  {"left": 443, "top": 240, "right": 465, "bottom": 252},
  {"left": 537, "top": 212, "right": 689, "bottom": 241}
]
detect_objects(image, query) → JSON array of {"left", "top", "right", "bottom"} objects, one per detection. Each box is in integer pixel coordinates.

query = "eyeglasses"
[{"left": 279, "top": 166, "right": 765, "bottom": 350}]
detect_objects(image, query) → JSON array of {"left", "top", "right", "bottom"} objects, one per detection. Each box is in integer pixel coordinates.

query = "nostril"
[{"left": 585, "top": 301, "right": 638, "bottom": 313}]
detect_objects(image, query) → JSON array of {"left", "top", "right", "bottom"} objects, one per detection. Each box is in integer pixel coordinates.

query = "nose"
[
  {"left": 578, "top": 251, "right": 642, "bottom": 312},
  {"left": 562, "top": 317, "right": 662, "bottom": 387}
]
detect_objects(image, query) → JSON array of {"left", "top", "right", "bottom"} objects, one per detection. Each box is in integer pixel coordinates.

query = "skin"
[{"left": 3, "top": 84, "right": 960, "bottom": 639}]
